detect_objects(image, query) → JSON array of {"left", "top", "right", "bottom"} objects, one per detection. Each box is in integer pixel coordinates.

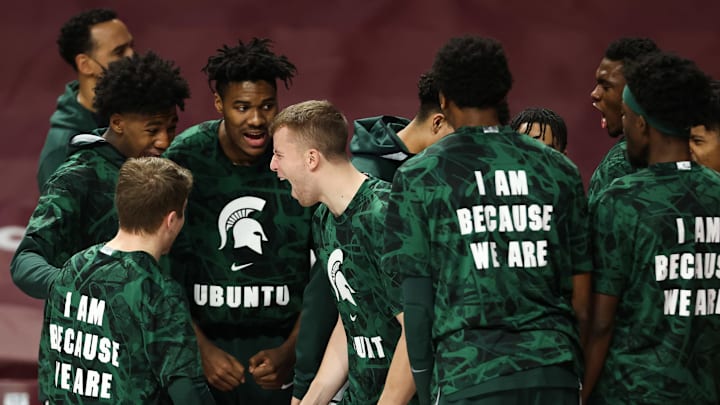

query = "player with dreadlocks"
[
  {"left": 510, "top": 107, "right": 568, "bottom": 153},
  {"left": 164, "top": 38, "right": 319, "bottom": 405}
]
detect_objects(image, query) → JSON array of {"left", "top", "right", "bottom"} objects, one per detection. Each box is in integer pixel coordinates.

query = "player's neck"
[
  {"left": 320, "top": 162, "right": 367, "bottom": 217},
  {"left": 105, "top": 230, "right": 164, "bottom": 262},
  {"left": 453, "top": 108, "right": 500, "bottom": 129},
  {"left": 397, "top": 118, "right": 428, "bottom": 154},
  {"left": 76, "top": 75, "right": 97, "bottom": 112},
  {"left": 647, "top": 131, "right": 693, "bottom": 165}
]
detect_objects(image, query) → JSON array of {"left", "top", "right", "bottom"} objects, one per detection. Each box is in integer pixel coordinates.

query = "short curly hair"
[
  {"left": 93, "top": 52, "right": 190, "bottom": 121},
  {"left": 700, "top": 80, "right": 720, "bottom": 131},
  {"left": 57, "top": 8, "right": 118, "bottom": 71},
  {"left": 202, "top": 38, "right": 297, "bottom": 98},
  {"left": 605, "top": 37, "right": 659, "bottom": 65},
  {"left": 624, "top": 52, "right": 713, "bottom": 136},
  {"left": 415, "top": 71, "right": 442, "bottom": 121},
  {"left": 432, "top": 36, "right": 513, "bottom": 117}
]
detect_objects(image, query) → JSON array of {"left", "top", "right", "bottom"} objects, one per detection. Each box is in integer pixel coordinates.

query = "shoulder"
[
  {"left": 595, "top": 171, "right": 652, "bottom": 214},
  {"left": 166, "top": 120, "right": 219, "bottom": 158}
]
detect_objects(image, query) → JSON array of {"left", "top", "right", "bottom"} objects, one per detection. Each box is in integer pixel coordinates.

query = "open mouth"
[
  {"left": 592, "top": 102, "right": 607, "bottom": 129},
  {"left": 244, "top": 132, "right": 268, "bottom": 147}
]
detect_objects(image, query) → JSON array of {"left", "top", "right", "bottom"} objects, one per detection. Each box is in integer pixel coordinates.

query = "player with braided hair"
[
  {"left": 510, "top": 107, "right": 568, "bottom": 153},
  {"left": 164, "top": 38, "right": 318, "bottom": 405}
]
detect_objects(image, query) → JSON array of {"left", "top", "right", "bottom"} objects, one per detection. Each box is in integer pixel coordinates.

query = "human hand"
[
  {"left": 248, "top": 343, "right": 295, "bottom": 390},
  {"left": 198, "top": 339, "right": 246, "bottom": 391}
]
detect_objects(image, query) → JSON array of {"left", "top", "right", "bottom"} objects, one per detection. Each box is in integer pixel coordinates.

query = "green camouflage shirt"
[
  {"left": 37, "top": 81, "right": 104, "bottom": 190},
  {"left": 313, "top": 177, "right": 415, "bottom": 404},
  {"left": 587, "top": 137, "right": 635, "bottom": 208},
  {"left": 38, "top": 245, "right": 205, "bottom": 404},
  {"left": 12, "top": 135, "right": 124, "bottom": 299},
  {"left": 591, "top": 161, "right": 720, "bottom": 404},
  {"left": 383, "top": 125, "right": 590, "bottom": 399},
  {"left": 164, "top": 120, "right": 313, "bottom": 329}
]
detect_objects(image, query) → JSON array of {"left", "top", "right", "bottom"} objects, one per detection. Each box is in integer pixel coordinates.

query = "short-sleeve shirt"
[
  {"left": 164, "top": 120, "right": 313, "bottom": 330},
  {"left": 587, "top": 137, "right": 635, "bottom": 208},
  {"left": 591, "top": 161, "right": 720, "bottom": 404},
  {"left": 38, "top": 245, "right": 203, "bottom": 403},
  {"left": 383, "top": 125, "right": 590, "bottom": 399},
  {"left": 313, "top": 177, "right": 413, "bottom": 404}
]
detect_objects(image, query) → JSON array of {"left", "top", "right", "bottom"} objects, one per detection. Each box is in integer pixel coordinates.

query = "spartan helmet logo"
[
  {"left": 327, "top": 249, "right": 357, "bottom": 306},
  {"left": 217, "top": 197, "right": 268, "bottom": 271}
]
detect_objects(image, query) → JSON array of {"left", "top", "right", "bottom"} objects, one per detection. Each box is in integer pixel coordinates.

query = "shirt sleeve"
[
  {"left": 144, "top": 280, "right": 205, "bottom": 387},
  {"left": 381, "top": 166, "right": 431, "bottom": 279},
  {"left": 11, "top": 169, "right": 87, "bottom": 298},
  {"left": 293, "top": 215, "right": 338, "bottom": 399},
  {"left": 568, "top": 172, "right": 593, "bottom": 275},
  {"left": 591, "top": 190, "right": 633, "bottom": 296}
]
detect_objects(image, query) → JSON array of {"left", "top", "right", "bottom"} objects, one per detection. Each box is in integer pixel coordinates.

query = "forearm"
[
  {"left": 572, "top": 273, "right": 592, "bottom": 347},
  {"left": 282, "top": 313, "right": 301, "bottom": 354},
  {"left": 293, "top": 262, "right": 338, "bottom": 399},
  {"left": 302, "top": 317, "right": 348, "bottom": 405},
  {"left": 402, "top": 277, "right": 434, "bottom": 405},
  {"left": 192, "top": 320, "right": 218, "bottom": 360},
  {"left": 10, "top": 248, "right": 60, "bottom": 299},
  {"left": 378, "top": 313, "right": 415, "bottom": 405},
  {"left": 583, "top": 327, "right": 613, "bottom": 402},
  {"left": 582, "top": 294, "right": 617, "bottom": 402}
]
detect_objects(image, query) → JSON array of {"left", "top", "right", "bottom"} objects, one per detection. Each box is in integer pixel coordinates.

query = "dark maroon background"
[{"left": 1, "top": 0, "right": 718, "bottom": 389}]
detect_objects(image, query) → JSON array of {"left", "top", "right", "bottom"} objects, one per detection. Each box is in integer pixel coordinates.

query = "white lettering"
[
  {"left": 470, "top": 241, "right": 499, "bottom": 270},
  {"left": 495, "top": 170, "right": 528, "bottom": 196},
  {"left": 209, "top": 285, "right": 223, "bottom": 307},
  {"left": 474, "top": 171, "right": 486, "bottom": 196},
  {"left": 676, "top": 218, "right": 685, "bottom": 244},
  {"left": 193, "top": 284, "right": 293, "bottom": 308},
  {"left": 352, "top": 335, "right": 386, "bottom": 359},
  {"left": 64, "top": 292, "right": 72, "bottom": 318},
  {"left": 507, "top": 240, "right": 548, "bottom": 268},
  {"left": 456, "top": 208, "right": 472, "bottom": 235},
  {"left": 655, "top": 255, "right": 668, "bottom": 281},
  {"left": 52, "top": 362, "right": 113, "bottom": 399}
]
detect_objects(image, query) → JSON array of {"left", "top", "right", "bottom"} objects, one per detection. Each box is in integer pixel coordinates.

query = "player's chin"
[{"left": 140, "top": 150, "right": 164, "bottom": 158}]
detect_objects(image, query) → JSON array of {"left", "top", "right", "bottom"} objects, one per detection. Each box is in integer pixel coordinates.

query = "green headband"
[{"left": 622, "top": 85, "right": 689, "bottom": 138}]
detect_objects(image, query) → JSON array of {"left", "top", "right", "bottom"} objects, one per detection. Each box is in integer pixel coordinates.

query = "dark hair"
[
  {"left": 57, "top": 8, "right": 118, "bottom": 71},
  {"left": 510, "top": 107, "right": 568, "bottom": 151},
  {"left": 116, "top": 157, "right": 193, "bottom": 234},
  {"left": 202, "top": 38, "right": 297, "bottom": 98},
  {"left": 624, "top": 52, "right": 713, "bottom": 136},
  {"left": 432, "top": 36, "right": 513, "bottom": 119},
  {"left": 700, "top": 80, "right": 720, "bottom": 131},
  {"left": 604, "top": 37, "right": 660, "bottom": 65},
  {"left": 93, "top": 52, "right": 190, "bottom": 121},
  {"left": 416, "top": 71, "right": 442, "bottom": 121},
  {"left": 270, "top": 100, "right": 348, "bottom": 160}
]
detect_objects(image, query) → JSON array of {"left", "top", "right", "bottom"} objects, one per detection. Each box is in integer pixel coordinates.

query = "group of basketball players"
[{"left": 10, "top": 7, "right": 720, "bottom": 405}]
